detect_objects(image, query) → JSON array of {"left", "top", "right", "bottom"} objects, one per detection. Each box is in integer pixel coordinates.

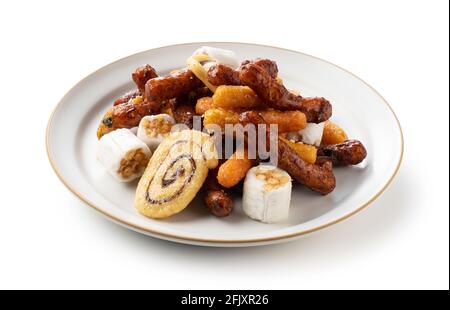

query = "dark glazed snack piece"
[
  {"left": 240, "top": 58, "right": 279, "bottom": 79},
  {"left": 113, "top": 89, "right": 141, "bottom": 106},
  {"left": 204, "top": 190, "right": 234, "bottom": 217},
  {"left": 172, "top": 101, "right": 196, "bottom": 128},
  {"left": 145, "top": 69, "right": 204, "bottom": 101},
  {"left": 297, "top": 97, "right": 332, "bottom": 124},
  {"left": 207, "top": 59, "right": 279, "bottom": 86},
  {"left": 239, "top": 63, "right": 332, "bottom": 123},
  {"left": 318, "top": 140, "right": 367, "bottom": 166},
  {"left": 188, "top": 86, "right": 214, "bottom": 99},
  {"left": 277, "top": 139, "right": 336, "bottom": 195},
  {"left": 207, "top": 64, "right": 241, "bottom": 86},
  {"left": 112, "top": 99, "right": 160, "bottom": 128},
  {"left": 132, "top": 64, "right": 158, "bottom": 93},
  {"left": 203, "top": 168, "right": 234, "bottom": 217},
  {"left": 239, "top": 111, "right": 336, "bottom": 195},
  {"left": 171, "top": 87, "right": 211, "bottom": 128}
]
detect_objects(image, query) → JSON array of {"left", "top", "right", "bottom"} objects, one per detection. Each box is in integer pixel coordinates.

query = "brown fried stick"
[
  {"left": 111, "top": 98, "right": 160, "bottom": 129},
  {"left": 171, "top": 87, "right": 212, "bottom": 128},
  {"left": 132, "top": 64, "right": 158, "bottom": 93},
  {"left": 239, "top": 63, "right": 332, "bottom": 123},
  {"left": 318, "top": 140, "right": 367, "bottom": 166},
  {"left": 239, "top": 111, "right": 336, "bottom": 195},
  {"left": 207, "top": 58, "right": 279, "bottom": 86},
  {"left": 207, "top": 64, "right": 241, "bottom": 86},
  {"left": 113, "top": 89, "right": 141, "bottom": 106},
  {"left": 145, "top": 69, "right": 204, "bottom": 101}
]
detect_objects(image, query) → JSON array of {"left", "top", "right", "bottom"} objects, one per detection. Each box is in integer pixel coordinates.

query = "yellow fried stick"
[
  {"left": 280, "top": 137, "right": 317, "bottom": 164},
  {"left": 217, "top": 147, "right": 255, "bottom": 188},
  {"left": 195, "top": 97, "right": 214, "bottom": 115},
  {"left": 212, "top": 85, "right": 262, "bottom": 109},
  {"left": 321, "top": 121, "right": 348, "bottom": 145},
  {"left": 203, "top": 108, "right": 307, "bottom": 133}
]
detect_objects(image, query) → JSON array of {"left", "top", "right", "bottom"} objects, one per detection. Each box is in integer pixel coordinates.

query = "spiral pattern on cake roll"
[
  {"left": 145, "top": 140, "right": 197, "bottom": 204},
  {"left": 135, "top": 130, "right": 218, "bottom": 219}
]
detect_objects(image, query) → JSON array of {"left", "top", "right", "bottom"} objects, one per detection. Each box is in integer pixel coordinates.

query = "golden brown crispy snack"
[
  {"left": 195, "top": 97, "right": 214, "bottom": 115},
  {"left": 212, "top": 85, "right": 262, "bottom": 109},
  {"left": 280, "top": 137, "right": 317, "bottom": 164},
  {"left": 259, "top": 109, "right": 306, "bottom": 133},
  {"left": 239, "top": 63, "right": 332, "bottom": 123},
  {"left": 203, "top": 108, "right": 240, "bottom": 130},
  {"left": 145, "top": 69, "right": 204, "bottom": 101},
  {"left": 112, "top": 96, "right": 160, "bottom": 129},
  {"left": 239, "top": 111, "right": 336, "bottom": 194},
  {"left": 318, "top": 140, "right": 367, "bottom": 166},
  {"left": 217, "top": 148, "right": 255, "bottom": 188},
  {"left": 203, "top": 167, "right": 234, "bottom": 217},
  {"left": 132, "top": 64, "right": 158, "bottom": 93},
  {"left": 96, "top": 107, "right": 114, "bottom": 139},
  {"left": 203, "top": 108, "right": 306, "bottom": 133},
  {"left": 321, "top": 121, "right": 348, "bottom": 145}
]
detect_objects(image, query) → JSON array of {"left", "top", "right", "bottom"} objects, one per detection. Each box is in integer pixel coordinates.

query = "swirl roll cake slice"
[{"left": 135, "top": 130, "right": 218, "bottom": 219}]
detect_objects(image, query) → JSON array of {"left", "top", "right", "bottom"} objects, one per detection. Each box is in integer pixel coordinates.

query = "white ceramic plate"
[{"left": 46, "top": 42, "right": 403, "bottom": 247}]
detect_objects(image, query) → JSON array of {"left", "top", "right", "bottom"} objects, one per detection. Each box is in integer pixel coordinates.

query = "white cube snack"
[
  {"left": 136, "top": 114, "right": 175, "bottom": 152},
  {"left": 193, "top": 46, "right": 240, "bottom": 69},
  {"left": 97, "top": 128, "right": 151, "bottom": 182},
  {"left": 243, "top": 165, "right": 292, "bottom": 223},
  {"left": 298, "top": 122, "right": 325, "bottom": 146}
]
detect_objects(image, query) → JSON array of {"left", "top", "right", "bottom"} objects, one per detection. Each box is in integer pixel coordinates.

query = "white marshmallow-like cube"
[
  {"left": 97, "top": 128, "right": 151, "bottom": 182},
  {"left": 298, "top": 122, "right": 325, "bottom": 146},
  {"left": 243, "top": 165, "right": 292, "bottom": 223},
  {"left": 137, "top": 114, "right": 175, "bottom": 152},
  {"left": 193, "top": 46, "right": 240, "bottom": 69}
]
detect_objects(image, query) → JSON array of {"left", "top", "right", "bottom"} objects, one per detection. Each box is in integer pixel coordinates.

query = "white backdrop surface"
[{"left": 0, "top": 0, "right": 448, "bottom": 289}]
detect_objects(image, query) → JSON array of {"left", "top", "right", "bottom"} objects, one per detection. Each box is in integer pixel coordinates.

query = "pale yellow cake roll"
[{"left": 135, "top": 130, "right": 218, "bottom": 219}]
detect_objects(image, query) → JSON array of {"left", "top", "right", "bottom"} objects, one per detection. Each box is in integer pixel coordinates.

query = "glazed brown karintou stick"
[
  {"left": 203, "top": 167, "right": 234, "bottom": 217},
  {"left": 239, "top": 63, "right": 332, "bottom": 123},
  {"left": 207, "top": 64, "right": 241, "bottom": 86},
  {"left": 318, "top": 140, "right": 367, "bottom": 166},
  {"left": 113, "top": 64, "right": 158, "bottom": 106},
  {"left": 113, "top": 90, "right": 141, "bottom": 106},
  {"left": 112, "top": 97, "right": 160, "bottom": 128},
  {"left": 145, "top": 69, "right": 204, "bottom": 101},
  {"left": 132, "top": 64, "right": 158, "bottom": 93},
  {"left": 241, "top": 58, "right": 279, "bottom": 79},
  {"left": 207, "top": 59, "right": 278, "bottom": 86},
  {"left": 239, "top": 111, "right": 336, "bottom": 195},
  {"left": 172, "top": 101, "right": 196, "bottom": 128},
  {"left": 278, "top": 139, "right": 336, "bottom": 194},
  {"left": 171, "top": 87, "right": 212, "bottom": 128}
]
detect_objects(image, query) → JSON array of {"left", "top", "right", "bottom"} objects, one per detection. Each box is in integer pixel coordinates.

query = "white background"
[{"left": 0, "top": 0, "right": 448, "bottom": 290}]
